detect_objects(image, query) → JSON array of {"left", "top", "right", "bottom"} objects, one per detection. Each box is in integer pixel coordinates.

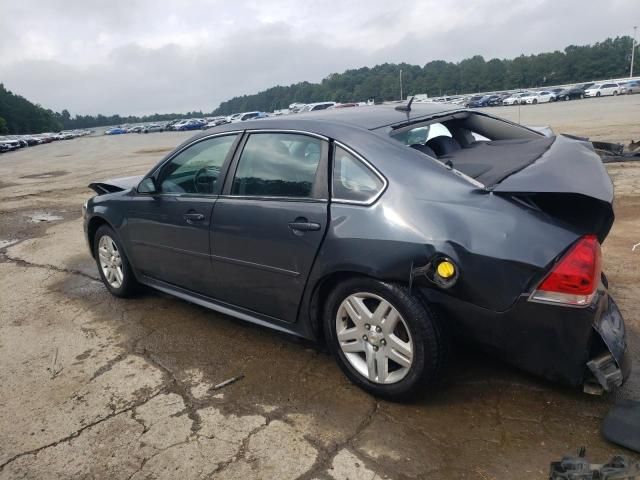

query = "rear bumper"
[{"left": 420, "top": 285, "right": 630, "bottom": 390}]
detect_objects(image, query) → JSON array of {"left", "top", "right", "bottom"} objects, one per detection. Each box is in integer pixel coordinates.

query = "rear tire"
[
  {"left": 324, "top": 277, "right": 447, "bottom": 400},
  {"left": 94, "top": 225, "right": 139, "bottom": 298},
  {"left": 564, "top": 95, "right": 570, "bottom": 101},
  {"left": 613, "top": 91, "right": 618, "bottom": 96}
]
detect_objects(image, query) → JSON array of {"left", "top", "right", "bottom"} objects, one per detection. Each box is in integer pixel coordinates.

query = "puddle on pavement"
[
  {"left": 27, "top": 212, "right": 64, "bottom": 223},
  {"left": 0, "top": 239, "right": 19, "bottom": 249}
]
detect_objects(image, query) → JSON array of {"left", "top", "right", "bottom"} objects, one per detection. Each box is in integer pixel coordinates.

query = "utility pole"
[
  {"left": 399, "top": 69, "right": 404, "bottom": 101},
  {"left": 631, "top": 26, "right": 638, "bottom": 78}
]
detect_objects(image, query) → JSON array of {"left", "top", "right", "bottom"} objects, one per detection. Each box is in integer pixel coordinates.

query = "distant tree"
[
  {"left": 0, "top": 116, "right": 7, "bottom": 134},
  {"left": 0, "top": 84, "right": 61, "bottom": 134}
]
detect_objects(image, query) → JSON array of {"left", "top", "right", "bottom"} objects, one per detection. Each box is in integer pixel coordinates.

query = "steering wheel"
[{"left": 194, "top": 167, "right": 215, "bottom": 194}]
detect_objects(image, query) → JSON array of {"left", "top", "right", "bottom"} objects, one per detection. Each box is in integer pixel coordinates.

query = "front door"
[
  {"left": 125, "top": 133, "right": 240, "bottom": 294},
  {"left": 210, "top": 132, "right": 329, "bottom": 322}
]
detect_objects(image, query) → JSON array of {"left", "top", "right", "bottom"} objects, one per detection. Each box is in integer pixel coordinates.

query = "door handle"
[
  {"left": 288, "top": 220, "right": 321, "bottom": 232},
  {"left": 183, "top": 212, "right": 205, "bottom": 223}
]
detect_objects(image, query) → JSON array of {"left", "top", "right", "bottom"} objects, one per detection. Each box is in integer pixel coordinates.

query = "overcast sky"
[{"left": 1, "top": 0, "right": 637, "bottom": 116}]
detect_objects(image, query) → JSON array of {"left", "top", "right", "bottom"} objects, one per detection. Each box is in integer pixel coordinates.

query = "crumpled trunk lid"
[{"left": 492, "top": 135, "right": 614, "bottom": 241}]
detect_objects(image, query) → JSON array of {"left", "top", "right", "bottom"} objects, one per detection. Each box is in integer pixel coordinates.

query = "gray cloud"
[{"left": 1, "top": 0, "right": 637, "bottom": 115}]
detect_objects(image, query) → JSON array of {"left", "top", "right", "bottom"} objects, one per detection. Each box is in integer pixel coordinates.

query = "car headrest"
[
  {"left": 410, "top": 143, "right": 437, "bottom": 158},
  {"left": 425, "top": 136, "right": 461, "bottom": 157}
]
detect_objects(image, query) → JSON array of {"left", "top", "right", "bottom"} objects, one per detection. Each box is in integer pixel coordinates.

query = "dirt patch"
[
  {"left": 0, "top": 181, "right": 20, "bottom": 190},
  {"left": 0, "top": 206, "right": 80, "bottom": 249},
  {"left": 20, "top": 171, "right": 68, "bottom": 179}
]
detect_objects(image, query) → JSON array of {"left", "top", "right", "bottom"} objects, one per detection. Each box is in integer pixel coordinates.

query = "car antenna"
[{"left": 395, "top": 96, "right": 414, "bottom": 112}]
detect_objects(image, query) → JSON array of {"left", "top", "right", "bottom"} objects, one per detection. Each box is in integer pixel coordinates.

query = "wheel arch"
[
  {"left": 307, "top": 270, "right": 410, "bottom": 345},
  {"left": 87, "top": 215, "right": 113, "bottom": 258}
]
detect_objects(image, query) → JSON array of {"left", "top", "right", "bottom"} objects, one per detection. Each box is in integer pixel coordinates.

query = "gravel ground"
[{"left": 0, "top": 98, "right": 639, "bottom": 479}]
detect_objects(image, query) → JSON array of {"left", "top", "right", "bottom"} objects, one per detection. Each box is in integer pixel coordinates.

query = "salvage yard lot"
[{"left": 0, "top": 96, "right": 639, "bottom": 479}]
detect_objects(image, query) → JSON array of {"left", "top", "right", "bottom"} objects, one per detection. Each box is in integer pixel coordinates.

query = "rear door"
[
  {"left": 210, "top": 131, "right": 329, "bottom": 322},
  {"left": 125, "top": 133, "right": 240, "bottom": 294}
]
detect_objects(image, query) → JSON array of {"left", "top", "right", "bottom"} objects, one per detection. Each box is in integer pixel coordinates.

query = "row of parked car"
[
  {"left": 103, "top": 102, "right": 368, "bottom": 137},
  {"left": 0, "top": 129, "right": 93, "bottom": 154},
  {"left": 104, "top": 112, "right": 274, "bottom": 136},
  {"left": 465, "top": 80, "right": 639, "bottom": 108}
]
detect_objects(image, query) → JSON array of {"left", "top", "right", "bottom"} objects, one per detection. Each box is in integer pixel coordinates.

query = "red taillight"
[{"left": 530, "top": 235, "right": 601, "bottom": 306}]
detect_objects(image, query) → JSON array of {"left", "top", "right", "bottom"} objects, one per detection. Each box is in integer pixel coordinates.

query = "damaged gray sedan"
[{"left": 83, "top": 102, "right": 630, "bottom": 399}]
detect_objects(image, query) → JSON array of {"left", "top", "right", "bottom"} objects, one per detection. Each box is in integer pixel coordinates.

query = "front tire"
[
  {"left": 532, "top": 99, "right": 538, "bottom": 104},
  {"left": 324, "top": 277, "right": 447, "bottom": 400},
  {"left": 94, "top": 225, "right": 139, "bottom": 298}
]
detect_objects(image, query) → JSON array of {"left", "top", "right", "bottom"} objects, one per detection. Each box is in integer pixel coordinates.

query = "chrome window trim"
[
  {"left": 332, "top": 141, "right": 388, "bottom": 206},
  {"left": 217, "top": 195, "right": 328, "bottom": 203},
  {"left": 138, "top": 130, "right": 243, "bottom": 196},
  {"left": 244, "top": 129, "right": 329, "bottom": 141},
  {"left": 147, "top": 130, "right": 244, "bottom": 180}
]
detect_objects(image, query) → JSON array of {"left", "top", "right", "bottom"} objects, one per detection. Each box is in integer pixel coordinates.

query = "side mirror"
[{"left": 137, "top": 177, "right": 158, "bottom": 194}]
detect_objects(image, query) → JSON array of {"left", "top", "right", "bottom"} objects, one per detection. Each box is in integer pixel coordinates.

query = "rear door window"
[
  {"left": 332, "top": 145, "right": 385, "bottom": 204},
  {"left": 231, "top": 133, "right": 323, "bottom": 198}
]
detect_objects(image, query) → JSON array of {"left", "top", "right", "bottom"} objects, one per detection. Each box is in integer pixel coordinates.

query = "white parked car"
[
  {"left": 620, "top": 81, "right": 640, "bottom": 94},
  {"left": 524, "top": 91, "right": 556, "bottom": 104},
  {"left": 299, "top": 102, "right": 337, "bottom": 112},
  {"left": 230, "top": 111, "right": 265, "bottom": 123},
  {"left": 584, "top": 83, "right": 621, "bottom": 97},
  {"left": 502, "top": 92, "right": 531, "bottom": 105}
]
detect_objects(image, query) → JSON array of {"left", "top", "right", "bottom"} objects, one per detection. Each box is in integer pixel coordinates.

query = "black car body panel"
[
  {"left": 556, "top": 86, "right": 586, "bottom": 100},
  {"left": 84, "top": 104, "right": 630, "bottom": 391}
]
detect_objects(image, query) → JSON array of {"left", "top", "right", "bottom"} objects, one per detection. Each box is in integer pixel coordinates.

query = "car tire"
[
  {"left": 596, "top": 92, "right": 601, "bottom": 97},
  {"left": 613, "top": 91, "right": 618, "bottom": 96},
  {"left": 532, "top": 99, "right": 538, "bottom": 104},
  {"left": 565, "top": 95, "right": 570, "bottom": 101},
  {"left": 324, "top": 277, "right": 447, "bottom": 400},
  {"left": 93, "top": 225, "right": 139, "bottom": 298}
]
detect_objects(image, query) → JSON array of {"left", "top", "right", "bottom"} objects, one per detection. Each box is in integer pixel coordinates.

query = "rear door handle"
[
  {"left": 288, "top": 221, "right": 321, "bottom": 232},
  {"left": 183, "top": 212, "right": 205, "bottom": 223}
]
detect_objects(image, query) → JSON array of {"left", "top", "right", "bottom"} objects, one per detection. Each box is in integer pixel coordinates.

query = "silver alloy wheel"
[
  {"left": 336, "top": 292, "right": 414, "bottom": 384},
  {"left": 98, "top": 235, "right": 124, "bottom": 289}
]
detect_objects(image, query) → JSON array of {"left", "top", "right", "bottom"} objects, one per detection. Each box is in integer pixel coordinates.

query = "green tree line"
[
  {"left": 1, "top": 36, "right": 637, "bottom": 134},
  {"left": 0, "top": 84, "right": 61, "bottom": 134},
  {"left": 0, "top": 83, "right": 206, "bottom": 134},
  {"left": 213, "top": 36, "right": 638, "bottom": 114}
]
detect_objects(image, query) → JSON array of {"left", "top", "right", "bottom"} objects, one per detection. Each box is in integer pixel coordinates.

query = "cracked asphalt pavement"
[{"left": 0, "top": 123, "right": 639, "bottom": 479}]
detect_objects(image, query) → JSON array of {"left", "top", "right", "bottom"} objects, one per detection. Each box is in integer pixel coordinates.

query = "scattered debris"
[
  {"left": 549, "top": 448, "right": 640, "bottom": 479},
  {"left": 47, "top": 348, "right": 63, "bottom": 379},
  {"left": 27, "top": 212, "right": 63, "bottom": 223},
  {"left": 603, "top": 399, "right": 640, "bottom": 453},
  {"left": 593, "top": 140, "right": 640, "bottom": 163},
  {"left": 210, "top": 375, "right": 244, "bottom": 391}
]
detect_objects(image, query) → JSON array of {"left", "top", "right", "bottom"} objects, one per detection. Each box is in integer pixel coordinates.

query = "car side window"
[
  {"left": 395, "top": 123, "right": 452, "bottom": 146},
  {"left": 231, "top": 133, "right": 322, "bottom": 198},
  {"left": 332, "top": 146, "right": 384, "bottom": 204},
  {"left": 160, "top": 135, "right": 238, "bottom": 195}
]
